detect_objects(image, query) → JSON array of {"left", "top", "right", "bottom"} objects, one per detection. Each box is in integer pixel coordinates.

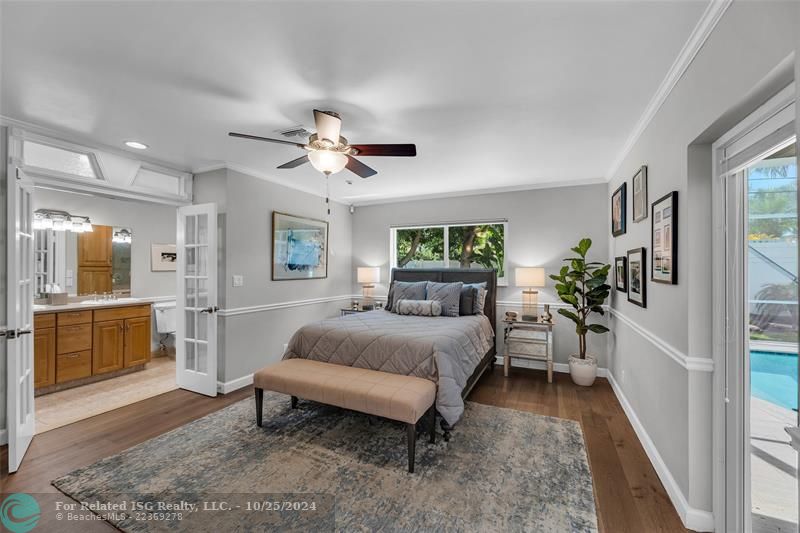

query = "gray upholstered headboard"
[{"left": 390, "top": 268, "right": 497, "bottom": 335}]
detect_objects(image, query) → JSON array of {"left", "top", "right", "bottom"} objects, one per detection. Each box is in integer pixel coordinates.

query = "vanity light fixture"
[
  {"left": 34, "top": 210, "right": 93, "bottom": 233},
  {"left": 112, "top": 228, "right": 132, "bottom": 243},
  {"left": 124, "top": 140, "right": 148, "bottom": 150}
]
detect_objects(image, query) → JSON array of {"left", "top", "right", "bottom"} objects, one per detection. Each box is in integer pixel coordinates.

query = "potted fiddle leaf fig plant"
[{"left": 550, "top": 238, "right": 611, "bottom": 386}]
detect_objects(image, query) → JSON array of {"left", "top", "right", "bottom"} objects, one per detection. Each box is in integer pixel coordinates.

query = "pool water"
[{"left": 750, "top": 350, "right": 798, "bottom": 411}]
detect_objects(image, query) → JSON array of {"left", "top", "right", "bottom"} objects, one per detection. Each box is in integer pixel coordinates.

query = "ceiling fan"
[{"left": 228, "top": 109, "right": 416, "bottom": 179}]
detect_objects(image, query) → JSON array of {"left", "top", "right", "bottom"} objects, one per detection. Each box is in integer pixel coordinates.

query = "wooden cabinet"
[
  {"left": 78, "top": 225, "right": 113, "bottom": 295},
  {"left": 78, "top": 225, "right": 113, "bottom": 266},
  {"left": 93, "top": 319, "right": 125, "bottom": 375},
  {"left": 124, "top": 316, "right": 152, "bottom": 367},
  {"left": 34, "top": 303, "right": 153, "bottom": 391},
  {"left": 34, "top": 325, "right": 56, "bottom": 388},
  {"left": 78, "top": 267, "right": 113, "bottom": 295}
]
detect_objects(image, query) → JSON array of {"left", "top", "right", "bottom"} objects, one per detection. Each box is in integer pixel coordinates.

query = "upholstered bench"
[{"left": 254, "top": 359, "right": 437, "bottom": 473}]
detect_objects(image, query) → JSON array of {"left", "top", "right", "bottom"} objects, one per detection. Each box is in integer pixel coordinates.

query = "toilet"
[{"left": 153, "top": 301, "right": 177, "bottom": 354}]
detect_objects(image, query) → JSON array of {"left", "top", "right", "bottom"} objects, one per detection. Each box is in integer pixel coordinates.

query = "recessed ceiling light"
[{"left": 125, "top": 141, "right": 148, "bottom": 150}]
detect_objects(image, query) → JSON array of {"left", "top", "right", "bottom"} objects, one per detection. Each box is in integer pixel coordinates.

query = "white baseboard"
[
  {"left": 494, "top": 355, "right": 608, "bottom": 378},
  {"left": 0, "top": 428, "right": 6, "bottom": 446},
  {"left": 217, "top": 374, "right": 253, "bottom": 394},
  {"left": 606, "top": 371, "right": 714, "bottom": 532}
]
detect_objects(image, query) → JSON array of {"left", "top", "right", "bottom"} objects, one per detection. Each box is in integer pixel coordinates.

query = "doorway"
[{"left": 715, "top": 85, "right": 799, "bottom": 533}]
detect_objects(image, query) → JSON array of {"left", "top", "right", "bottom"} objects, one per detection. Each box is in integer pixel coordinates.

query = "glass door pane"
[{"left": 747, "top": 140, "right": 798, "bottom": 532}]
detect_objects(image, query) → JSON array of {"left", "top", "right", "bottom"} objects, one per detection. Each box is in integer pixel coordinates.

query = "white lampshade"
[
  {"left": 308, "top": 150, "right": 348, "bottom": 175},
  {"left": 357, "top": 267, "right": 380, "bottom": 284},
  {"left": 515, "top": 267, "right": 546, "bottom": 288}
]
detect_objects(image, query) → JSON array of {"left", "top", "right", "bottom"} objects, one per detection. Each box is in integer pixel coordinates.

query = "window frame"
[{"left": 389, "top": 220, "right": 508, "bottom": 286}]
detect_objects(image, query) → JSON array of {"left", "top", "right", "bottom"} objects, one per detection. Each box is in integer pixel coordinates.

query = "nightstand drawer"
[
  {"left": 507, "top": 329, "right": 547, "bottom": 341},
  {"left": 507, "top": 340, "right": 547, "bottom": 357}
]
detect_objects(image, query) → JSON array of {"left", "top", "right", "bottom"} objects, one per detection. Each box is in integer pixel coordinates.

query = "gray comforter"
[{"left": 283, "top": 310, "right": 495, "bottom": 425}]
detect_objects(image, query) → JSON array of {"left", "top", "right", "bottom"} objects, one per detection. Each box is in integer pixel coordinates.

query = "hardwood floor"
[{"left": 1, "top": 366, "right": 688, "bottom": 532}]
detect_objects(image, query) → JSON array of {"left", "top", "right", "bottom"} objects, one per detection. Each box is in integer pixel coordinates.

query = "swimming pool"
[{"left": 751, "top": 350, "right": 798, "bottom": 411}]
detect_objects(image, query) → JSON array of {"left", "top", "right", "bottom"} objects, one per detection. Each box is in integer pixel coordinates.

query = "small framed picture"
[
  {"left": 151, "top": 243, "right": 177, "bottom": 272},
  {"left": 615, "top": 256, "right": 628, "bottom": 292},
  {"left": 632, "top": 166, "right": 648, "bottom": 222},
  {"left": 627, "top": 247, "right": 647, "bottom": 308},
  {"left": 651, "top": 191, "right": 678, "bottom": 284},
  {"left": 611, "top": 182, "right": 627, "bottom": 237}
]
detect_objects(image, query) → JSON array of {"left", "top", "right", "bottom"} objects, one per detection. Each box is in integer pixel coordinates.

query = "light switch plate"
[{"left": 232, "top": 275, "right": 244, "bottom": 287}]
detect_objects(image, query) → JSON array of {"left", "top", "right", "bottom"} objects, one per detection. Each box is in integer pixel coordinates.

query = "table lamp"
[
  {"left": 515, "top": 267, "right": 545, "bottom": 321},
  {"left": 357, "top": 267, "right": 380, "bottom": 309}
]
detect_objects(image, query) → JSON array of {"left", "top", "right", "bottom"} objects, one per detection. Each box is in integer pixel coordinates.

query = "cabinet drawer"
[
  {"left": 57, "top": 350, "right": 92, "bottom": 383},
  {"left": 57, "top": 310, "right": 93, "bottom": 326},
  {"left": 57, "top": 323, "right": 93, "bottom": 354},
  {"left": 507, "top": 329, "right": 547, "bottom": 341},
  {"left": 34, "top": 313, "right": 56, "bottom": 329},
  {"left": 94, "top": 304, "right": 151, "bottom": 322},
  {"left": 507, "top": 340, "right": 548, "bottom": 358}
]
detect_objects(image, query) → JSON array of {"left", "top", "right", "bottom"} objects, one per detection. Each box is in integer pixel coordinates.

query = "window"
[{"left": 390, "top": 221, "right": 507, "bottom": 285}]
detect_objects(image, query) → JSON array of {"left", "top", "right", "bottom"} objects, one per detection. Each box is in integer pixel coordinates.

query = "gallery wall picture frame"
[
  {"left": 151, "top": 243, "right": 177, "bottom": 272},
  {"left": 611, "top": 182, "right": 627, "bottom": 237},
  {"left": 632, "top": 165, "right": 648, "bottom": 222},
  {"left": 272, "top": 211, "right": 329, "bottom": 281},
  {"left": 614, "top": 256, "right": 628, "bottom": 292},
  {"left": 651, "top": 191, "right": 678, "bottom": 284},
  {"left": 626, "top": 247, "right": 647, "bottom": 308}
]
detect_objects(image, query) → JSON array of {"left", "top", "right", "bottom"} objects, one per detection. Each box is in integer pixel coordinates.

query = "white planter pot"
[{"left": 569, "top": 355, "right": 597, "bottom": 387}]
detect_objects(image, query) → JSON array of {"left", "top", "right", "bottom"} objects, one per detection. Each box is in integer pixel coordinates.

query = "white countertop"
[{"left": 33, "top": 296, "right": 175, "bottom": 314}]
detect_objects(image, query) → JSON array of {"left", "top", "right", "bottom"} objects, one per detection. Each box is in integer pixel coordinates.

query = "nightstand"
[{"left": 503, "top": 319, "right": 555, "bottom": 383}]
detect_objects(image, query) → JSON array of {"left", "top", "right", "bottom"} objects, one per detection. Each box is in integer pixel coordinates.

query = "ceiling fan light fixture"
[{"left": 308, "top": 150, "right": 347, "bottom": 175}]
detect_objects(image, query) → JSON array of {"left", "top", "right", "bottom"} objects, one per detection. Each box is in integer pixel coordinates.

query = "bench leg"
[
  {"left": 429, "top": 407, "right": 436, "bottom": 444},
  {"left": 291, "top": 395, "right": 298, "bottom": 409},
  {"left": 255, "top": 388, "right": 264, "bottom": 427},
  {"left": 406, "top": 422, "right": 416, "bottom": 473}
]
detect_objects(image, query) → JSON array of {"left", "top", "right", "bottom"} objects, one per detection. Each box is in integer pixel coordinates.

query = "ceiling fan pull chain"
[{"left": 326, "top": 176, "right": 331, "bottom": 217}]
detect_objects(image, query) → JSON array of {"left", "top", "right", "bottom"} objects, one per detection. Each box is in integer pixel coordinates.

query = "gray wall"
[
  {"left": 33, "top": 188, "right": 177, "bottom": 298},
  {"left": 193, "top": 169, "right": 353, "bottom": 384},
  {"left": 607, "top": 0, "right": 797, "bottom": 517},
  {"left": 351, "top": 183, "right": 609, "bottom": 367}
]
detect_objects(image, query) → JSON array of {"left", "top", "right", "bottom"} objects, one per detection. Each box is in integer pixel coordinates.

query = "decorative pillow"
[
  {"left": 386, "top": 281, "right": 427, "bottom": 311},
  {"left": 426, "top": 281, "right": 463, "bottom": 317},
  {"left": 463, "top": 282, "right": 488, "bottom": 314},
  {"left": 459, "top": 285, "right": 477, "bottom": 316},
  {"left": 395, "top": 299, "right": 442, "bottom": 317}
]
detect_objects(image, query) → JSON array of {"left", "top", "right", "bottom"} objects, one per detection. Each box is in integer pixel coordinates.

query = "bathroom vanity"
[{"left": 34, "top": 300, "right": 157, "bottom": 395}]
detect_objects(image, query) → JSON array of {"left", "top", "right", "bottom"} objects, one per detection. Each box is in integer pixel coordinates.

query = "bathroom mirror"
[{"left": 34, "top": 223, "right": 133, "bottom": 298}]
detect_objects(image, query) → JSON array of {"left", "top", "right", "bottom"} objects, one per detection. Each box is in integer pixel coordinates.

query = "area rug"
[{"left": 53, "top": 392, "right": 598, "bottom": 532}]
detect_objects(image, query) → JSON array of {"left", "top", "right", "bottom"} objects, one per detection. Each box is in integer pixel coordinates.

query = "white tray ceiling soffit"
[{"left": 8, "top": 127, "right": 193, "bottom": 205}]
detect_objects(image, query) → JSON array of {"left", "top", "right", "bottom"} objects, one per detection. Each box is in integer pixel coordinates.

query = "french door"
[
  {"left": 176, "top": 203, "right": 218, "bottom": 396},
  {"left": 5, "top": 167, "right": 36, "bottom": 473},
  {"left": 715, "top": 84, "right": 798, "bottom": 533}
]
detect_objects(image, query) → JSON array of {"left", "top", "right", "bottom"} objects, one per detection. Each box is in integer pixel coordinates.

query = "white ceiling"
[{"left": 1, "top": 1, "right": 709, "bottom": 204}]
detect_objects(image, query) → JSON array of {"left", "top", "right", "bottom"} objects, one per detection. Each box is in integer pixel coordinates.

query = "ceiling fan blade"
[
  {"left": 345, "top": 155, "right": 378, "bottom": 179},
  {"left": 277, "top": 155, "right": 309, "bottom": 169},
  {"left": 313, "top": 109, "right": 342, "bottom": 145},
  {"left": 228, "top": 132, "right": 305, "bottom": 148},
  {"left": 349, "top": 144, "right": 416, "bottom": 157}
]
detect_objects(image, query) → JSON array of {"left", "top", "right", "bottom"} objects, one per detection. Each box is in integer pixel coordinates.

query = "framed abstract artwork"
[
  {"left": 632, "top": 165, "right": 648, "bottom": 222},
  {"left": 272, "top": 211, "right": 329, "bottom": 281},
  {"left": 651, "top": 191, "right": 678, "bottom": 284},
  {"left": 627, "top": 247, "right": 646, "bottom": 308},
  {"left": 151, "top": 243, "right": 177, "bottom": 272},
  {"left": 614, "top": 256, "right": 627, "bottom": 292},
  {"left": 611, "top": 182, "right": 627, "bottom": 237}
]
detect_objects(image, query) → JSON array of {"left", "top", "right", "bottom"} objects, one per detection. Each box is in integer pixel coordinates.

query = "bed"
[{"left": 283, "top": 268, "right": 498, "bottom": 429}]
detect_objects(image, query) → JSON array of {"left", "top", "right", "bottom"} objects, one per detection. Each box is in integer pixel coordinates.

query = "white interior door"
[
  {"left": 176, "top": 203, "right": 218, "bottom": 396},
  {"left": 6, "top": 168, "right": 36, "bottom": 473}
]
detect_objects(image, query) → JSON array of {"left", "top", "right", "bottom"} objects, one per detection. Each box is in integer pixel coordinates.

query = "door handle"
[
  {"left": 200, "top": 306, "right": 219, "bottom": 314},
  {"left": 1, "top": 329, "right": 32, "bottom": 339}
]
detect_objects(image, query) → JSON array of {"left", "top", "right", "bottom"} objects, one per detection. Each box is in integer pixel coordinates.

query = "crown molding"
[
  {"left": 605, "top": 0, "right": 733, "bottom": 180},
  {"left": 347, "top": 177, "right": 608, "bottom": 207}
]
